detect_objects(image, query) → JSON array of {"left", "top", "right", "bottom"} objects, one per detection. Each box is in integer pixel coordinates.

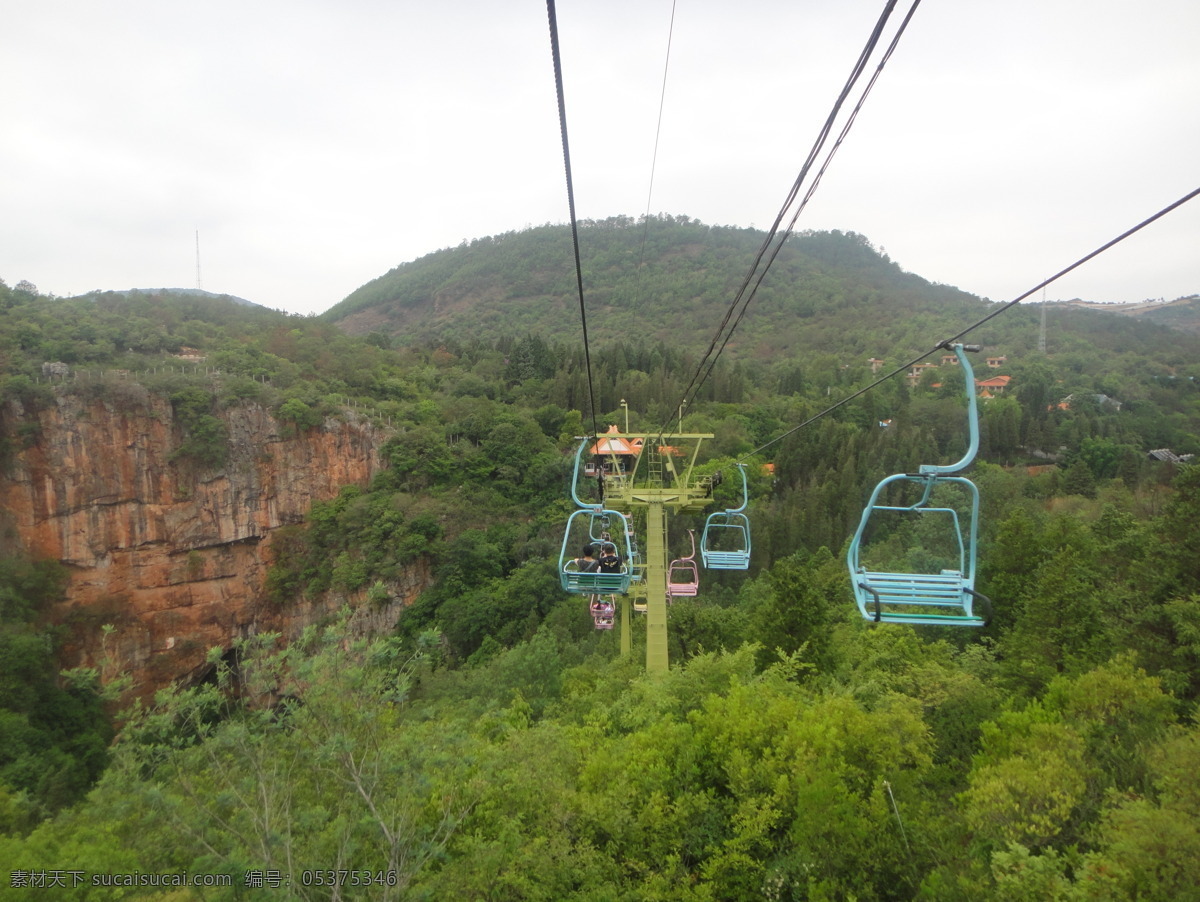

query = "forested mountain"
[
  {"left": 326, "top": 217, "right": 986, "bottom": 354},
  {"left": 325, "top": 216, "right": 1200, "bottom": 368},
  {"left": 1, "top": 227, "right": 1199, "bottom": 900}
]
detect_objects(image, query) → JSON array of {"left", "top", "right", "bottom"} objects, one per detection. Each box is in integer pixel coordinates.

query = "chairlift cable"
[
  {"left": 655, "top": 0, "right": 910, "bottom": 442},
  {"left": 936, "top": 185, "right": 1200, "bottom": 347},
  {"left": 546, "top": 0, "right": 601, "bottom": 439},
  {"left": 682, "top": 0, "right": 904, "bottom": 389},
  {"left": 689, "top": 0, "right": 922, "bottom": 403},
  {"left": 632, "top": 1, "right": 680, "bottom": 303},
  {"left": 730, "top": 185, "right": 1200, "bottom": 467}
]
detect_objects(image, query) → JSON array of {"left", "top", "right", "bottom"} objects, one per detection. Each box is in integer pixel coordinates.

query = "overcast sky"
[{"left": 3, "top": 0, "right": 1197, "bottom": 316}]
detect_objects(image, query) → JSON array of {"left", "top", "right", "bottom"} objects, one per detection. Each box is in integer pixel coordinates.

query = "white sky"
[{"left": 3, "top": 0, "right": 1197, "bottom": 316}]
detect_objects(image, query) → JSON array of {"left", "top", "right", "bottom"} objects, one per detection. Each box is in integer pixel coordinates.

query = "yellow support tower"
[
  {"left": 575, "top": 428, "right": 720, "bottom": 674},
  {"left": 644, "top": 496, "right": 669, "bottom": 671}
]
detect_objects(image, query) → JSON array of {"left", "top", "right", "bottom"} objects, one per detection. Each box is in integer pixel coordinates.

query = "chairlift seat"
[
  {"left": 561, "top": 562, "right": 630, "bottom": 595},
  {"left": 701, "top": 516, "right": 751, "bottom": 570},
  {"left": 667, "top": 564, "right": 700, "bottom": 597},
  {"left": 851, "top": 569, "right": 990, "bottom": 626}
]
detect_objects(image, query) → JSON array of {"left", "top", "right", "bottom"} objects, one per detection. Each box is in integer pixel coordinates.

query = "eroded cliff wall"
[{"left": 0, "top": 388, "right": 427, "bottom": 695}]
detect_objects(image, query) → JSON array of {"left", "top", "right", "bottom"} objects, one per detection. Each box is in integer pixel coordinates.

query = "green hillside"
[
  {"left": 324, "top": 217, "right": 978, "bottom": 354},
  {"left": 326, "top": 216, "right": 1200, "bottom": 381}
]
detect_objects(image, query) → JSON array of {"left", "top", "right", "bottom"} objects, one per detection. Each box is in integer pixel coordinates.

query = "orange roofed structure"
[
  {"left": 585, "top": 425, "right": 644, "bottom": 478},
  {"left": 589, "top": 425, "right": 644, "bottom": 457}
]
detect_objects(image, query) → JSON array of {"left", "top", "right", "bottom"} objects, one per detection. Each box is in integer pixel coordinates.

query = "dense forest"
[{"left": 1, "top": 219, "right": 1199, "bottom": 900}]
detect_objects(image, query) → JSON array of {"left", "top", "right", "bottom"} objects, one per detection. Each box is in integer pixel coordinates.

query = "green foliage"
[
  {"left": 168, "top": 385, "right": 229, "bottom": 469},
  {"left": 3, "top": 624, "right": 472, "bottom": 897},
  {"left": 0, "top": 558, "right": 66, "bottom": 624},
  {"left": 1071, "top": 722, "right": 1200, "bottom": 898},
  {"left": 1141, "top": 463, "right": 1200, "bottom": 600},
  {"left": 0, "top": 556, "right": 110, "bottom": 832},
  {"left": 988, "top": 843, "right": 1074, "bottom": 901},
  {"left": 742, "top": 547, "right": 840, "bottom": 671},
  {"left": 265, "top": 485, "right": 445, "bottom": 604},
  {"left": 275, "top": 397, "right": 322, "bottom": 432},
  {"left": 963, "top": 712, "right": 1089, "bottom": 849}
]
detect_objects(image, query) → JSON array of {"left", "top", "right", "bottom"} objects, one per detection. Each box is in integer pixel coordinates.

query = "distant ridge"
[
  {"left": 130, "top": 288, "right": 260, "bottom": 308},
  {"left": 70, "top": 287, "right": 261, "bottom": 308},
  {"left": 1057, "top": 295, "right": 1200, "bottom": 334}
]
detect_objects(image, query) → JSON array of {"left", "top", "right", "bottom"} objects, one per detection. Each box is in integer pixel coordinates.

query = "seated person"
[
  {"left": 570, "top": 544, "right": 599, "bottom": 572},
  {"left": 597, "top": 543, "right": 622, "bottom": 573}
]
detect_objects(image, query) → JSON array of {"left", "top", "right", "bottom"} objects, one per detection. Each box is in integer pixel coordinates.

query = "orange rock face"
[{"left": 0, "top": 391, "right": 428, "bottom": 696}]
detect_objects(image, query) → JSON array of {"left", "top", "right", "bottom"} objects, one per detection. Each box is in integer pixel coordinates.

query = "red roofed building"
[{"left": 975, "top": 374, "right": 1012, "bottom": 397}]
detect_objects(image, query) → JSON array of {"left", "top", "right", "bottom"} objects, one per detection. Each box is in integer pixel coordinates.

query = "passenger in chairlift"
[
  {"left": 597, "top": 543, "right": 621, "bottom": 573},
  {"left": 573, "top": 544, "right": 599, "bottom": 572}
]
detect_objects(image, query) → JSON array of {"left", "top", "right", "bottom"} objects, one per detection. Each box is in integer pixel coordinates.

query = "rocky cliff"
[{"left": 0, "top": 386, "right": 429, "bottom": 696}]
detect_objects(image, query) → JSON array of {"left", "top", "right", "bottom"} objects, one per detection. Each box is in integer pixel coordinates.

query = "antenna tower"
[{"left": 195, "top": 230, "right": 202, "bottom": 290}]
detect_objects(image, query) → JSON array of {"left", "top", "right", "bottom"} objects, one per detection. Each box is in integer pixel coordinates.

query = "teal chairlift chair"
[
  {"left": 701, "top": 464, "right": 752, "bottom": 570},
  {"left": 846, "top": 343, "right": 993, "bottom": 626}
]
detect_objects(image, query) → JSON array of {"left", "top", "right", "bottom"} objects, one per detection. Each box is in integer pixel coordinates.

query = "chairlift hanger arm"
[{"left": 919, "top": 343, "right": 980, "bottom": 476}]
